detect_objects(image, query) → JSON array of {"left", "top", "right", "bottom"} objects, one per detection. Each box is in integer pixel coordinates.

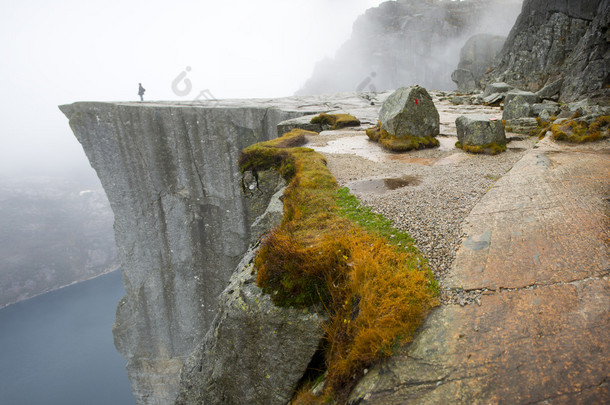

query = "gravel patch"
[{"left": 308, "top": 98, "right": 539, "bottom": 303}]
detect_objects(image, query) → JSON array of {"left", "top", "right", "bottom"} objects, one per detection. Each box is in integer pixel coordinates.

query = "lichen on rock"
[{"left": 455, "top": 114, "right": 507, "bottom": 155}]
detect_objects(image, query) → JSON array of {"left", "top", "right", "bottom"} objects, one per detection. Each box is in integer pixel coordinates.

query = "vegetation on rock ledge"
[
  {"left": 239, "top": 129, "right": 438, "bottom": 402},
  {"left": 550, "top": 115, "right": 610, "bottom": 143},
  {"left": 310, "top": 113, "right": 361, "bottom": 130},
  {"left": 455, "top": 141, "right": 507, "bottom": 155}
]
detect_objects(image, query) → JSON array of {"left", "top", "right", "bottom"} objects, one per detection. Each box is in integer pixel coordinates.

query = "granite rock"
[
  {"left": 59, "top": 101, "right": 309, "bottom": 404},
  {"left": 503, "top": 95, "right": 534, "bottom": 121},
  {"left": 456, "top": 115, "right": 506, "bottom": 146},
  {"left": 379, "top": 86, "right": 440, "bottom": 138},
  {"left": 452, "top": 34, "right": 506, "bottom": 91},
  {"left": 175, "top": 238, "right": 326, "bottom": 405}
]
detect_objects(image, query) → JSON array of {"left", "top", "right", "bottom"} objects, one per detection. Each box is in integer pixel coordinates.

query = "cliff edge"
[{"left": 59, "top": 96, "right": 375, "bottom": 404}]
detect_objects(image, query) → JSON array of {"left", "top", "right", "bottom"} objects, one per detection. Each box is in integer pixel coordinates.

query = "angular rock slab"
[
  {"left": 456, "top": 115, "right": 506, "bottom": 146},
  {"left": 504, "top": 90, "right": 541, "bottom": 106},
  {"left": 482, "top": 82, "right": 512, "bottom": 98},
  {"left": 502, "top": 95, "right": 534, "bottom": 121},
  {"left": 379, "top": 86, "right": 440, "bottom": 138},
  {"left": 349, "top": 138, "right": 610, "bottom": 404},
  {"left": 176, "top": 244, "right": 326, "bottom": 405}
]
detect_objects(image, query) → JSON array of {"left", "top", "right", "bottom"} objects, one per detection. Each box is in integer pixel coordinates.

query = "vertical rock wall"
[
  {"left": 60, "top": 102, "right": 304, "bottom": 404},
  {"left": 483, "top": 0, "right": 609, "bottom": 101}
]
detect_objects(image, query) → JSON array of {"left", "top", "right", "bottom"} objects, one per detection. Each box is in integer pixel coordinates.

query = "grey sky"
[{"left": 0, "top": 0, "right": 384, "bottom": 178}]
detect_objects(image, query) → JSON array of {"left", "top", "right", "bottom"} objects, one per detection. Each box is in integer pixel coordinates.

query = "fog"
[
  {"left": 298, "top": 0, "right": 524, "bottom": 95},
  {"left": 0, "top": 0, "right": 385, "bottom": 181}
]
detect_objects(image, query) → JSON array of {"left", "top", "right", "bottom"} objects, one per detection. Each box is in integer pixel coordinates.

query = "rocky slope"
[
  {"left": 484, "top": 0, "right": 609, "bottom": 102},
  {"left": 297, "top": 0, "right": 522, "bottom": 95}
]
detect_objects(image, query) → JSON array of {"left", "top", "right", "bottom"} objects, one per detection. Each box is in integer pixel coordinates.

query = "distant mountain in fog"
[
  {"left": 0, "top": 176, "right": 117, "bottom": 308},
  {"left": 297, "top": 0, "right": 523, "bottom": 95}
]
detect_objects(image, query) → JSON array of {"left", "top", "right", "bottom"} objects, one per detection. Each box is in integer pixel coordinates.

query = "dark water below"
[{"left": 0, "top": 270, "right": 135, "bottom": 405}]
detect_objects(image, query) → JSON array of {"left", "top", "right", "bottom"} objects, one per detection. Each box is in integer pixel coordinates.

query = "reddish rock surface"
[{"left": 349, "top": 137, "right": 609, "bottom": 404}]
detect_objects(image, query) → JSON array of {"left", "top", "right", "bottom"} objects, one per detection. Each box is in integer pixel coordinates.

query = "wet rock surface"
[{"left": 309, "top": 93, "right": 534, "bottom": 286}]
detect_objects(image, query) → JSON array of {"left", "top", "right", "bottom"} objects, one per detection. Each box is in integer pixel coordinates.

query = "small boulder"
[
  {"left": 310, "top": 113, "right": 360, "bottom": 130},
  {"left": 379, "top": 86, "right": 440, "bottom": 138},
  {"left": 455, "top": 115, "right": 507, "bottom": 155},
  {"left": 482, "top": 92, "right": 504, "bottom": 106},
  {"left": 536, "top": 79, "right": 563, "bottom": 100},
  {"left": 504, "top": 118, "right": 539, "bottom": 135},
  {"left": 504, "top": 90, "right": 541, "bottom": 106}
]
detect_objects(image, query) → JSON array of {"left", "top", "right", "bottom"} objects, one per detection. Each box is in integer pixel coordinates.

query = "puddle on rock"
[{"left": 349, "top": 175, "right": 421, "bottom": 194}]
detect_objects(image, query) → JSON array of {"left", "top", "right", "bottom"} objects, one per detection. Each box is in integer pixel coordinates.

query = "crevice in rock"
[{"left": 445, "top": 272, "right": 609, "bottom": 306}]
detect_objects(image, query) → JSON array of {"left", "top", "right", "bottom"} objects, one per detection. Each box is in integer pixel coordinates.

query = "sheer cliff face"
[
  {"left": 296, "top": 0, "right": 523, "bottom": 95},
  {"left": 484, "top": 0, "right": 609, "bottom": 101},
  {"left": 60, "top": 102, "right": 306, "bottom": 404}
]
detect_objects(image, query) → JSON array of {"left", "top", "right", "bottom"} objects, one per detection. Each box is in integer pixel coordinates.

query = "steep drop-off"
[{"left": 60, "top": 100, "right": 320, "bottom": 404}]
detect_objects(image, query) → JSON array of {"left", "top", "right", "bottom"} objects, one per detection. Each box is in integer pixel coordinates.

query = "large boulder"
[
  {"left": 379, "top": 86, "right": 440, "bottom": 138},
  {"left": 456, "top": 115, "right": 507, "bottom": 154}
]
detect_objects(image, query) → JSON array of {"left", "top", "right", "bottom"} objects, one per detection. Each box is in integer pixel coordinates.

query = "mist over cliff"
[{"left": 297, "top": 0, "right": 523, "bottom": 95}]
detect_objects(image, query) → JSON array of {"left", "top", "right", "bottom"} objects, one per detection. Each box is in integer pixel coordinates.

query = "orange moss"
[
  {"left": 240, "top": 129, "right": 438, "bottom": 402},
  {"left": 550, "top": 116, "right": 609, "bottom": 143},
  {"left": 311, "top": 113, "right": 361, "bottom": 130}
]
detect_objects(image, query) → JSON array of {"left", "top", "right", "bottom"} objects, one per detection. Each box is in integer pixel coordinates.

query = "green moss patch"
[
  {"left": 550, "top": 115, "right": 610, "bottom": 143},
  {"left": 456, "top": 141, "right": 507, "bottom": 155},
  {"left": 366, "top": 122, "right": 439, "bottom": 152},
  {"left": 310, "top": 113, "right": 361, "bottom": 130},
  {"left": 239, "top": 129, "right": 438, "bottom": 402}
]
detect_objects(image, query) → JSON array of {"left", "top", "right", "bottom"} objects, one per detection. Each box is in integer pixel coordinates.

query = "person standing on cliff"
[{"left": 138, "top": 83, "right": 146, "bottom": 101}]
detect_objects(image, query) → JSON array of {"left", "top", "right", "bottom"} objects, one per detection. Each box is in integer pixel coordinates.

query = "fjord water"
[{"left": 0, "top": 270, "right": 135, "bottom": 404}]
